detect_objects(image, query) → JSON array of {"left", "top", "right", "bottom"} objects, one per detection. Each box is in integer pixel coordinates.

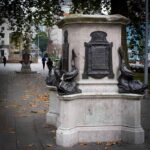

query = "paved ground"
[{"left": 0, "top": 60, "right": 150, "bottom": 150}]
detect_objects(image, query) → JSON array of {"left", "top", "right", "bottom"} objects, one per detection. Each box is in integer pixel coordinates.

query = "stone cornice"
[
  {"left": 58, "top": 14, "right": 130, "bottom": 28},
  {"left": 58, "top": 93, "right": 143, "bottom": 101}
]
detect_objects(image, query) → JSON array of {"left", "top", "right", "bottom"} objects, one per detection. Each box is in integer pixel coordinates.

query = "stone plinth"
[
  {"left": 58, "top": 14, "right": 129, "bottom": 93},
  {"left": 55, "top": 14, "right": 144, "bottom": 147},
  {"left": 56, "top": 93, "right": 144, "bottom": 147},
  {"left": 21, "top": 63, "right": 31, "bottom": 72},
  {"left": 46, "top": 86, "right": 59, "bottom": 127},
  {"left": 16, "top": 51, "right": 37, "bottom": 74},
  {"left": 16, "top": 62, "right": 36, "bottom": 74}
]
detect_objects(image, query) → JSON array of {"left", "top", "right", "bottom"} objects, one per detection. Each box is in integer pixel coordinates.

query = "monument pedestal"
[
  {"left": 16, "top": 51, "right": 36, "bottom": 74},
  {"left": 56, "top": 93, "right": 144, "bottom": 147},
  {"left": 21, "top": 62, "right": 31, "bottom": 72},
  {"left": 53, "top": 14, "right": 145, "bottom": 147},
  {"left": 16, "top": 62, "right": 36, "bottom": 74}
]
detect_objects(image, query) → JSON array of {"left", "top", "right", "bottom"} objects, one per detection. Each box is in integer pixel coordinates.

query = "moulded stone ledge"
[
  {"left": 46, "top": 85, "right": 57, "bottom": 91},
  {"left": 58, "top": 93, "right": 144, "bottom": 101},
  {"left": 58, "top": 14, "right": 130, "bottom": 28}
]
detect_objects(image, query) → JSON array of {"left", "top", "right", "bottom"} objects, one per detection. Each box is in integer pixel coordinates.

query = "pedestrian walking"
[
  {"left": 47, "top": 57, "right": 53, "bottom": 75},
  {"left": 3, "top": 56, "right": 6, "bottom": 67},
  {"left": 42, "top": 57, "right": 46, "bottom": 69}
]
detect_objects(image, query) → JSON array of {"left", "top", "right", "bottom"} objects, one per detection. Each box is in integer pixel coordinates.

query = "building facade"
[
  {"left": 47, "top": 25, "right": 62, "bottom": 58},
  {"left": 0, "top": 22, "right": 12, "bottom": 61}
]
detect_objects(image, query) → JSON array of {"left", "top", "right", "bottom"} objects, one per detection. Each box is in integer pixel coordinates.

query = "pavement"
[{"left": 0, "top": 59, "right": 150, "bottom": 150}]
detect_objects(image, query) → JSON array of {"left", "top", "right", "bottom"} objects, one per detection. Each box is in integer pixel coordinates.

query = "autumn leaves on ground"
[
  {"left": 2, "top": 74, "right": 49, "bottom": 117},
  {"left": 1, "top": 70, "right": 149, "bottom": 150},
  {"left": 0, "top": 72, "right": 124, "bottom": 150},
  {"left": 0, "top": 73, "right": 57, "bottom": 149}
]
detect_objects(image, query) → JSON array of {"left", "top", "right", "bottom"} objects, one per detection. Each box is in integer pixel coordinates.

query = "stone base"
[
  {"left": 46, "top": 86, "right": 59, "bottom": 127},
  {"left": 56, "top": 93, "right": 144, "bottom": 147},
  {"left": 16, "top": 70, "right": 37, "bottom": 74},
  {"left": 16, "top": 63, "right": 36, "bottom": 74},
  {"left": 56, "top": 126, "right": 144, "bottom": 147}
]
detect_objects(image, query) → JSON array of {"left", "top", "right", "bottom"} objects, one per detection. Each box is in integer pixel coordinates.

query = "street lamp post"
[
  {"left": 38, "top": 34, "right": 40, "bottom": 56},
  {"left": 144, "top": 0, "right": 149, "bottom": 97}
]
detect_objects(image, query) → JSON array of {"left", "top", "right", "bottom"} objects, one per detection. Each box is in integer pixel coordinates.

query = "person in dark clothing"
[
  {"left": 3, "top": 56, "right": 6, "bottom": 66},
  {"left": 42, "top": 57, "right": 46, "bottom": 69},
  {"left": 47, "top": 57, "right": 53, "bottom": 75}
]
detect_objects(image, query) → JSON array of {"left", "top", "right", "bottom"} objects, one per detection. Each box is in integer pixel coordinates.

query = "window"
[
  {"left": 1, "top": 27, "right": 5, "bottom": 31},
  {"left": 1, "top": 40, "right": 4, "bottom": 45},
  {"left": 0, "top": 33, "right": 4, "bottom": 38}
]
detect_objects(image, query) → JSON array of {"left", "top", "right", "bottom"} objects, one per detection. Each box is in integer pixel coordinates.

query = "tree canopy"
[
  {"left": 0, "top": 0, "right": 62, "bottom": 30},
  {"left": 0, "top": 0, "right": 149, "bottom": 53},
  {"left": 71, "top": 0, "right": 148, "bottom": 51},
  {"left": 34, "top": 31, "right": 48, "bottom": 54},
  {"left": 0, "top": 0, "right": 62, "bottom": 49},
  {"left": 1, "top": 0, "right": 147, "bottom": 31}
]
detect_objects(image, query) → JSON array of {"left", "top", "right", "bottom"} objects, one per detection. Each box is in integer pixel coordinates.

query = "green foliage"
[
  {"left": 0, "top": 0, "right": 149, "bottom": 58},
  {"left": 34, "top": 32, "right": 48, "bottom": 53},
  {"left": 10, "top": 32, "right": 23, "bottom": 48},
  {"left": 0, "top": 0, "right": 62, "bottom": 29},
  {"left": 71, "top": 0, "right": 148, "bottom": 59},
  {"left": 71, "top": 0, "right": 103, "bottom": 14},
  {"left": 0, "top": 0, "right": 62, "bottom": 50}
]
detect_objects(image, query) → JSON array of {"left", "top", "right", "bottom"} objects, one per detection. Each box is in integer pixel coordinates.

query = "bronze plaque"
[
  {"left": 82, "top": 31, "right": 114, "bottom": 79},
  {"left": 91, "top": 46, "right": 109, "bottom": 70}
]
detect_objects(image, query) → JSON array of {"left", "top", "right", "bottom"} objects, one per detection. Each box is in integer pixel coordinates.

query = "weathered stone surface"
[
  {"left": 58, "top": 14, "right": 129, "bottom": 93},
  {"left": 55, "top": 14, "right": 144, "bottom": 147},
  {"left": 56, "top": 93, "right": 144, "bottom": 147},
  {"left": 58, "top": 14, "right": 129, "bottom": 28},
  {"left": 46, "top": 86, "right": 59, "bottom": 127}
]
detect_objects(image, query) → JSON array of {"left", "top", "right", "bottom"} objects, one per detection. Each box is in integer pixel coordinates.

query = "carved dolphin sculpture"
[{"left": 118, "top": 47, "right": 148, "bottom": 94}]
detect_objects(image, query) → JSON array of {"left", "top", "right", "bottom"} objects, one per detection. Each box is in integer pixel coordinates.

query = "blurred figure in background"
[
  {"left": 42, "top": 56, "right": 46, "bottom": 69},
  {"left": 47, "top": 57, "right": 53, "bottom": 75},
  {"left": 3, "top": 56, "right": 7, "bottom": 67}
]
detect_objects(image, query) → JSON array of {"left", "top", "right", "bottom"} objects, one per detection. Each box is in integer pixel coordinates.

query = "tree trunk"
[
  {"left": 111, "top": 0, "right": 129, "bottom": 65},
  {"left": 111, "top": 0, "right": 128, "bottom": 17}
]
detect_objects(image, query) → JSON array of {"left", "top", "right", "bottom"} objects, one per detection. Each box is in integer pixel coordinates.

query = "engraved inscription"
[
  {"left": 82, "top": 31, "right": 114, "bottom": 79},
  {"left": 91, "top": 46, "right": 108, "bottom": 70}
]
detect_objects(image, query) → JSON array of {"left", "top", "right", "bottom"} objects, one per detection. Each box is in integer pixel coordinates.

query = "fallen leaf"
[
  {"left": 8, "top": 128, "right": 16, "bottom": 134},
  {"left": 47, "top": 144, "right": 53, "bottom": 147},
  {"left": 79, "top": 142, "right": 87, "bottom": 146},
  {"left": 96, "top": 141, "right": 102, "bottom": 145},
  {"left": 9, "top": 131, "right": 16, "bottom": 134},
  {"left": 106, "top": 142, "right": 113, "bottom": 146},
  {"left": 36, "top": 94, "right": 49, "bottom": 101},
  {"left": 23, "top": 98, "right": 28, "bottom": 101},
  {"left": 43, "top": 125, "right": 51, "bottom": 128},
  {"left": 27, "top": 144, "right": 34, "bottom": 147},
  {"left": 104, "top": 146, "right": 109, "bottom": 150},
  {"left": 17, "top": 114, "right": 29, "bottom": 117},
  {"left": 37, "top": 110, "right": 46, "bottom": 114},
  {"left": 29, "top": 103, "right": 37, "bottom": 108},
  {"left": 50, "top": 130, "right": 56, "bottom": 133},
  {"left": 31, "top": 110, "right": 38, "bottom": 113}
]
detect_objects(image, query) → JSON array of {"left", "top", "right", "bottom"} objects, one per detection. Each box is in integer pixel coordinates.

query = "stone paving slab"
[{"left": 0, "top": 62, "right": 150, "bottom": 150}]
